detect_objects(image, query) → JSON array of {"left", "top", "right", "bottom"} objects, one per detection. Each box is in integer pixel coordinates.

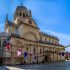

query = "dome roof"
[
  {"left": 14, "top": 5, "right": 31, "bottom": 18},
  {"left": 15, "top": 5, "right": 29, "bottom": 14},
  {"left": 16, "top": 5, "right": 27, "bottom": 11}
]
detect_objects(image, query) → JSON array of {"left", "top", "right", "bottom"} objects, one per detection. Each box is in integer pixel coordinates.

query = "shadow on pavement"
[
  {"left": 0, "top": 66, "right": 10, "bottom": 70},
  {"left": 7, "top": 63, "right": 46, "bottom": 70}
]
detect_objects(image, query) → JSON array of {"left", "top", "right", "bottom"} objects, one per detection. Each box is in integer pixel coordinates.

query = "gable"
[{"left": 18, "top": 18, "right": 39, "bottom": 29}]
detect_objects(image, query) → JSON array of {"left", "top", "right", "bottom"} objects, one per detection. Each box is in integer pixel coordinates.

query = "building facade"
[{"left": 0, "top": 5, "right": 65, "bottom": 65}]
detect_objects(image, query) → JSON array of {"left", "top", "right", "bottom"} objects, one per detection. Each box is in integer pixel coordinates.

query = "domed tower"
[
  {"left": 14, "top": 5, "right": 32, "bottom": 24},
  {"left": 13, "top": 5, "right": 39, "bottom": 32},
  {"left": 13, "top": 5, "right": 40, "bottom": 41},
  {"left": 4, "top": 5, "right": 40, "bottom": 41}
]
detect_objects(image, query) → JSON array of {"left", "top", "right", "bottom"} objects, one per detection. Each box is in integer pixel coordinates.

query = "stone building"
[{"left": 0, "top": 5, "right": 65, "bottom": 65}]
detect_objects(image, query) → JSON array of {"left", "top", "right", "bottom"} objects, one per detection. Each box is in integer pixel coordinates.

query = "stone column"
[{"left": 11, "top": 46, "right": 15, "bottom": 65}]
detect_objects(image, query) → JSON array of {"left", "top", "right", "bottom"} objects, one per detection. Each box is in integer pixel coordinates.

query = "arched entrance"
[
  {"left": 0, "top": 58, "right": 3, "bottom": 65},
  {"left": 45, "top": 55, "right": 48, "bottom": 62}
]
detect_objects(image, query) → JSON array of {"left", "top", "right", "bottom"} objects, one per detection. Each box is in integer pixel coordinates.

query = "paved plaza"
[{"left": 0, "top": 61, "right": 70, "bottom": 70}]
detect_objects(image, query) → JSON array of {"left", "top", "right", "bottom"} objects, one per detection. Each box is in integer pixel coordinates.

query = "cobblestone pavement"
[{"left": 0, "top": 61, "right": 70, "bottom": 70}]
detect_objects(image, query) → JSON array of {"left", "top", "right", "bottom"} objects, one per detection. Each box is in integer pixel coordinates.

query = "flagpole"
[
  {"left": 29, "top": 44, "right": 31, "bottom": 63},
  {"left": 10, "top": 44, "right": 12, "bottom": 65},
  {"left": 1, "top": 37, "right": 3, "bottom": 65}
]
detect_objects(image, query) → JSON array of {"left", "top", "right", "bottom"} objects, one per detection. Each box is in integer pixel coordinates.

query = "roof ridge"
[{"left": 40, "top": 31, "right": 59, "bottom": 40}]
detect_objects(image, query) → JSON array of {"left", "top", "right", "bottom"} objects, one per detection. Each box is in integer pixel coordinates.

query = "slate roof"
[
  {"left": 16, "top": 6, "right": 27, "bottom": 10},
  {"left": 15, "top": 5, "right": 31, "bottom": 17},
  {"left": 0, "top": 32, "right": 10, "bottom": 37},
  {"left": 40, "top": 32, "right": 59, "bottom": 41}
]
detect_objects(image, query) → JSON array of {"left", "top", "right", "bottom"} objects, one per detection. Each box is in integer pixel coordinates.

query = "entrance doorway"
[
  {"left": 45, "top": 55, "right": 48, "bottom": 62},
  {"left": 0, "top": 58, "right": 3, "bottom": 65}
]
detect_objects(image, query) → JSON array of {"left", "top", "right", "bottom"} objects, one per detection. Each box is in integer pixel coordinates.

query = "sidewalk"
[
  {"left": 0, "top": 66, "right": 24, "bottom": 70},
  {"left": 6, "top": 66, "right": 25, "bottom": 70}
]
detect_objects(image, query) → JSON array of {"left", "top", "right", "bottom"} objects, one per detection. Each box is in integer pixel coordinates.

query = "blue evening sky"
[{"left": 0, "top": 0, "right": 70, "bottom": 51}]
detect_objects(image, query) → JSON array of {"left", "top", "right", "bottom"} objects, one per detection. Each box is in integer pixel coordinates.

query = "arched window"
[
  {"left": 40, "top": 48, "right": 42, "bottom": 53},
  {"left": 29, "top": 20, "right": 32, "bottom": 24},
  {"left": 47, "top": 38, "right": 49, "bottom": 43},
  {"left": 23, "top": 13, "right": 25, "bottom": 17},
  {"left": 26, "top": 47, "right": 28, "bottom": 52},
  {"left": 34, "top": 48, "right": 36, "bottom": 54},
  {"left": 20, "top": 22, "right": 23, "bottom": 24},
  {"left": 17, "top": 13, "right": 18, "bottom": 15},
  {"left": 52, "top": 39, "right": 53, "bottom": 44},
  {"left": 40, "top": 36, "right": 42, "bottom": 41},
  {"left": 50, "top": 39, "right": 52, "bottom": 43},
  {"left": 0, "top": 38, "right": 1, "bottom": 47},
  {"left": 49, "top": 38, "right": 50, "bottom": 43},
  {"left": 45, "top": 38, "right": 47, "bottom": 42},
  {"left": 26, "top": 14, "right": 28, "bottom": 17},
  {"left": 55, "top": 40, "right": 58, "bottom": 45},
  {"left": 20, "top": 13, "right": 22, "bottom": 16},
  {"left": 34, "top": 56, "right": 36, "bottom": 59}
]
